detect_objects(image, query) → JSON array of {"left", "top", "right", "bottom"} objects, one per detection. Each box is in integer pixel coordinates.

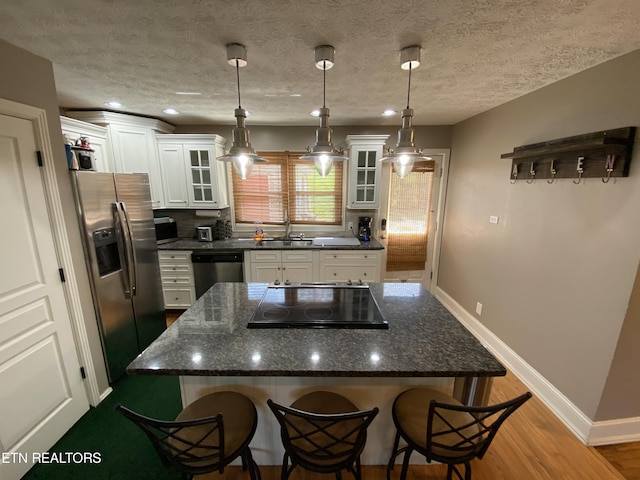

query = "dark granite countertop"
[
  {"left": 128, "top": 283, "right": 505, "bottom": 378},
  {"left": 158, "top": 237, "right": 385, "bottom": 251}
]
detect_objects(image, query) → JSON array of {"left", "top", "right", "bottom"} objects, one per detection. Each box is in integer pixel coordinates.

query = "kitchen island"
[{"left": 128, "top": 282, "right": 505, "bottom": 464}]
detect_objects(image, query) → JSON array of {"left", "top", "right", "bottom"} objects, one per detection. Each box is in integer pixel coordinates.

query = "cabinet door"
[
  {"left": 158, "top": 143, "right": 189, "bottom": 208},
  {"left": 346, "top": 135, "right": 388, "bottom": 209},
  {"left": 110, "top": 125, "right": 164, "bottom": 208},
  {"left": 252, "top": 263, "right": 282, "bottom": 283},
  {"left": 282, "top": 263, "right": 313, "bottom": 282},
  {"left": 185, "top": 145, "right": 222, "bottom": 208}
]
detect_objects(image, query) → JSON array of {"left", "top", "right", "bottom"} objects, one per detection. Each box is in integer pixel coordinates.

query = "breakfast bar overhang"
[{"left": 127, "top": 282, "right": 506, "bottom": 465}]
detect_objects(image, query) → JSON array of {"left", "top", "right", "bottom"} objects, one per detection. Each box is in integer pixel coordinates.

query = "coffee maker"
[{"left": 357, "top": 217, "right": 372, "bottom": 241}]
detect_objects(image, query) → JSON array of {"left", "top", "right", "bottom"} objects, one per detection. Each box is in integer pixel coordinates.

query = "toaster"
[{"left": 196, "top": 226, "right": 213, "bottom": 242}]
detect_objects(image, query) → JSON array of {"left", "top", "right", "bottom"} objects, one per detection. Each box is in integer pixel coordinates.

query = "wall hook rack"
[{"left": 501, "top": 127, "right": 635, "bottom": 183}]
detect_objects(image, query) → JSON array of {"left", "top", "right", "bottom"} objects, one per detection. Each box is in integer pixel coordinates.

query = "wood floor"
[
  {"left": 191, "top": 371, "right": 638, "bottom": 480},
  {"left": 165, "top": 312, "right": 638, "bottom": 479}
]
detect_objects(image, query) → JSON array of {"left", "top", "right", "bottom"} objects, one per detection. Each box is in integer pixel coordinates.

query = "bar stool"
[
  {"left": 117, "top": 390, "right": 260, "bottom": 480},
  {"left": 387, "top": 387, "right": 531, "bottom": 480},
  {"left": 268, "top": 391, "right": 379, "bottom": 480}
]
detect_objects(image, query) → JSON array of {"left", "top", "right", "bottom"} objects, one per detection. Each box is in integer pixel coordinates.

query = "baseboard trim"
[
  {"left": 98, "top": 386, "right": 113, "bottom": 403},
  {"left": 434, "top": 286, "right": 602, "bottom": 444},
  {"left": 589, "top": 417, "right": 640, "bottom": 445}
]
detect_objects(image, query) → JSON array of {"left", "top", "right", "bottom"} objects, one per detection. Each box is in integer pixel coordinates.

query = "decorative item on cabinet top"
[{"left": 501, "top": 127, "right": 635, "bottom": 184}]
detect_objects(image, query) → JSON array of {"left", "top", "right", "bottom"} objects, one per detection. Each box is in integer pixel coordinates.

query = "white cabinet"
[
  {"left": 156, "top": 134, "right": 229, "bottom": 209},
  {"left": 316, "top": 250, "right": 381, "bottom": 282},
  {"left": 60, "top": 116, "right": 113, "bottom": 172},
  {"left": 158, "top": 250, "right": 196, "bottom": 309},
  {"left": 65, "top": 111, "right": 174, "bottom": 209},
  {"left": 248, "top": 250, "right": 313, "bottom": 283},
  {"left": 346, "top": 135, "right": 388, "bottom": 209}
]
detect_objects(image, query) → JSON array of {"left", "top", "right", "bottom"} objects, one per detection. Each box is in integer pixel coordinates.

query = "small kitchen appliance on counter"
[
  {"left": 196, "top": 225, "right": 214, "bottom": 242},
  {"left": 154, "top": 217, "right": 178, "bottom": 244},
  {"left": 357, "top": 216, "right": 372, "bottom": 241},
  {"left": 196, "top": 220, "right": 232, "bottom": 242}
]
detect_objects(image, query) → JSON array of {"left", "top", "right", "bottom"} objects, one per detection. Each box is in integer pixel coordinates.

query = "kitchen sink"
[{"left": 259, "top": 239, "right": 313, "bottom": 248}]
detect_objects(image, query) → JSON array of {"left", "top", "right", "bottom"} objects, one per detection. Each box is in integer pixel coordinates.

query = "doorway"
[{"left": 379, "top": 150, "right": 449, "bottom": 291}]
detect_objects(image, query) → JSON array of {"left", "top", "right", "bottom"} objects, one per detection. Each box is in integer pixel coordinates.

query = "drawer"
[
  {"left": 160, "top": 263, "right": 193, "bottom": 275},
  {"left": 160, "top": 274, "right": 194, "bottom": 287},
  {"left": 320, "top": 251, "right": 379, "bottom": 263},
  {"left": 158, "top": 250, "right": 192, "bottom": 263},
  {"left": 250, "top": 250, "right": 282, "bottom": 263},
  {"left": 282, "top": 250, "right": 313, "bottom": 263},
  {"left": 162, "top": 287, "right": 196, "bottom": 308},
  {"left": 321, "top": 265, "right": 378, "bottom": 282}
]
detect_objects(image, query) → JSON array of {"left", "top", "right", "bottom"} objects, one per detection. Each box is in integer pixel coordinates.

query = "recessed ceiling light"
[
  {"left": 310, "top": 109, "right": 321, "bottom": 117},
  {"left": 381, "top": 109, "right": 397, "bottom": 117},
  {"left": 175, "top": 91, "right": 201, "bottom": 95},
  {"left": 163, "top": 108, "right": 180, "bottom": 115},
  {"left": 289, "top": 93, "right": 302, "bottom": 97},
  {"left": 264, "top": 94, "right": 278, "bottom": 97},
  {"left": 105, "top": 100, "right": 125, "bottom": 108}
]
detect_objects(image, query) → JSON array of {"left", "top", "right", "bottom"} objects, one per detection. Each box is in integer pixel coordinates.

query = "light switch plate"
[
  {"left": 489, "top": 216, "right": 499, "bottom": 224},
  {"left": 476, "top": 302, "right": 483, "bottom": 315}
]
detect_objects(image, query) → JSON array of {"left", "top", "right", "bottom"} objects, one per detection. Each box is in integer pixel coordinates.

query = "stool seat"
[{"left": 117, "top": 390, "right": 260, "bottom": 480}]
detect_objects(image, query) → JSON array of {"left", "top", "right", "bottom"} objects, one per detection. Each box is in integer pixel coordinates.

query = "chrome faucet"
[{"left": 283, "top": 215, "right": 292, "bottom": 240}]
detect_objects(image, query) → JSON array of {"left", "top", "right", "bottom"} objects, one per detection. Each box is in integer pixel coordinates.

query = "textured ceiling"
[{"left": 2, "top": 0, "right": 640, "bottom": 126}]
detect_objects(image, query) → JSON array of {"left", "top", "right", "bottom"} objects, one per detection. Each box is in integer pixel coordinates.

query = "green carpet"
[{"left": 22, "top": 374, "right": 183, "bottom": 480}]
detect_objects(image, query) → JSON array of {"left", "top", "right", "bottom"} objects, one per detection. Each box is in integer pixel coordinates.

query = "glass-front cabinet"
[
  {"left": 346, "top": 135, "right": 389, "bottom": 209},
  {"left": 156, "top": 134, "right": 229, "bottom": 209}
]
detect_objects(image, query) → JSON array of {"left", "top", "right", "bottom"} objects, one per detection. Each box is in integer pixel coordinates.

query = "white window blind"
[
  {"left": 386, "top": 160, "right": 435, "bottom": 272},
  {"left": 232, "top": 151, "right": 343, "bottom": 226}
]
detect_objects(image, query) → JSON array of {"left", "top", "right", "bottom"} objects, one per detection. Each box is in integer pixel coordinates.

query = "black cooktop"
[{"left": 247, "top": 283, "right": 388, "bottom": 329}]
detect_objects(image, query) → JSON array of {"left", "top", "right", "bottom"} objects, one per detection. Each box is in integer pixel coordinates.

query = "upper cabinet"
[
  {"left": 65, "top": 111, "right": 174, "bottom": 209},
  {"left": 346, "top": 135, "right": 389, "bottom": 209},
  {"left": 156, "top": 134, "right": 229, "bottom": 209},
  {"left": 60, "top": 116, "right": 114, "bottom": 172}
]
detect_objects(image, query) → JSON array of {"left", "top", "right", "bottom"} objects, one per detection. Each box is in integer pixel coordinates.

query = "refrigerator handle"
[
  {"left": 119, "top": 201, "right": 138, "bottom": 296},
  {"left": 113, "top": 202, "right": 133, "bottom": 298}
]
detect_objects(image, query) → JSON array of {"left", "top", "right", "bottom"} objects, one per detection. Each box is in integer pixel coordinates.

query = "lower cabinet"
[
  {"left": 317, "top": 251, "right": 380, "bottom": 282},
  {"left": 158, "top": 250, "right": 195, "bottom": 309},
  {"left": 247, "top": 249, "right": 381, "bottom": 283},
  {"left": 249, "top": 250, "right": 313, "bottom": 283}
]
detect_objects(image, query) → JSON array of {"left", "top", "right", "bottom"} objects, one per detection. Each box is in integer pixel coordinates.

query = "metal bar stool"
[
  {"left": 268, "top": 391, "right": 379, "bottom": 480},
  {"left": 117, "top": 391, "right": 261, "bottom": 480},
  {"left": 387, "top": 387, "right": 531, "bottom": 480}
]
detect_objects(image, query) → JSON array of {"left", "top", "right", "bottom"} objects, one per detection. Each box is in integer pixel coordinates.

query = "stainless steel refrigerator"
[{"left": 71, "top": 171, "right": 166, "bottom": 383}]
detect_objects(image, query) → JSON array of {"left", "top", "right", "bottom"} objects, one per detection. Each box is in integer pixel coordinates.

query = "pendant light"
[
  {"left": 217, "top": 43, "right": 266, "bottom": 179},
  {"left": 380, "top": 45, "right": 432, "bottom": 178},
  {"left": 301, "top": 45, "right": 348, "bottom": 177}
]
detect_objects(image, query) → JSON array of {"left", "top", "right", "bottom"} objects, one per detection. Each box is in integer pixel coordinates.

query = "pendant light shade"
[
  {"left": 380, "top": 45, "right": 432, "bottom": 178},
  {"left": 301, "top": 45, "right": 347, "bottom": 177},
  {"left": 217, "top": 43, "right": 266, "bottom": 180}
]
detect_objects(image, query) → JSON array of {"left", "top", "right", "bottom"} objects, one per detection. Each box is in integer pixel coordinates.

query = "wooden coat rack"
[{"left": 501, "top": 127, "right": 635, "bottom": 183}]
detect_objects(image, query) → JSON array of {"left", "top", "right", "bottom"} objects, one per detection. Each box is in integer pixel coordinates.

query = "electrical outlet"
[
  {"left": 475, "top": 302, "right": 483, "bottom": 316},
  {"left": 489, "top": 216, "right": 499, "bottom": 224},
  {"left": 348, "top": 222, "right": 353, "bottom": 230}
]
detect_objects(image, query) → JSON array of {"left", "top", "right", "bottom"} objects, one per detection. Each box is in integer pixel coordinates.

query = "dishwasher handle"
[{"left": 191, "top": 252, "right": 244, "bottom": 263}]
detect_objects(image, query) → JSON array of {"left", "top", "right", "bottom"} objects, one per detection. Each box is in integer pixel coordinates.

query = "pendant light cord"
[
  {"left": 323, "top": 59, "right": 327, "bottom": 108},
  {"left": 235, "top": 58, "right": 242, "bottom": 108},
  {"left": 406, "top": 62, "right": 412, "bottom": 109}
]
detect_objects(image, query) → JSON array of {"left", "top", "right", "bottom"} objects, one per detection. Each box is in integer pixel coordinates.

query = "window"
[
  {"left": 386, "top": 160, "right": 435, "bottom": 272},
  {"left": 231, "top": 151, "right": 343, "bottom": 226}
]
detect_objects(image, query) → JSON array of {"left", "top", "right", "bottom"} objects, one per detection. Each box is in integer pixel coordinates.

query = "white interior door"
[{"left": 0, "top": 114, "right": 89, "bottom": 480}]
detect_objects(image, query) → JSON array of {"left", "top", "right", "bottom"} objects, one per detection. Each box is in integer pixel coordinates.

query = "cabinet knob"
[
  {"left": 333, "top": 273, "right": 337, "bottom": 276},
  {"left": 364, "top": 255, "right": 368, "bottom": 258},
  {"left": 363, "top": 273, "right": 367, "bottom": 276},
  {"left": 333, "top": 255, "right": 337, "bottom": 258},
  {"left": 173, "top": 279, "right": 177, "bottom": 282}
]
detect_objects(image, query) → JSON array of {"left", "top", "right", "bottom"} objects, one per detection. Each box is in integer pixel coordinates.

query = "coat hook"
[
  {"left": 526, "top": 162, "right": 536, "bottom": 184},
  {"left": 573, "top": 156, "right": 585, "bottom": 184},
  {"left": 602, "top": 154, "right": 615, "bottom": 183},
  {"left": 510, "top": 163, "right": 518, "bottom": 184},
  {"left": 547, "top": 160, "right": 557, "bottom": 184}
]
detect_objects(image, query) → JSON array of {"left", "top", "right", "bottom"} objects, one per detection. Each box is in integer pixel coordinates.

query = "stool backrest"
[
  {"left": 116, "top": 404, "right": 224, "bottom": 474},
  {"left": 426, "top": 392, "right": 532, "bottom": 463},
  {"left": 267, "top": 399, "right": 378, "bottom": 470}
]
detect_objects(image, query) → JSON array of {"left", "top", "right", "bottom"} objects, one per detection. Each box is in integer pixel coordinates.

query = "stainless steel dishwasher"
[{"left": 191, "top": 251, "right": 244, "bottom": 299}]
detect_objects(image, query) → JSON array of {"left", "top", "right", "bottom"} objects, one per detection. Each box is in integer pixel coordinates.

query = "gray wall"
[
  {"left": 0, "top": 39, "right": 110, "bottom": 396},
  {"left": 444, "top": 49, "right": 640, "bottom": 421}
]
